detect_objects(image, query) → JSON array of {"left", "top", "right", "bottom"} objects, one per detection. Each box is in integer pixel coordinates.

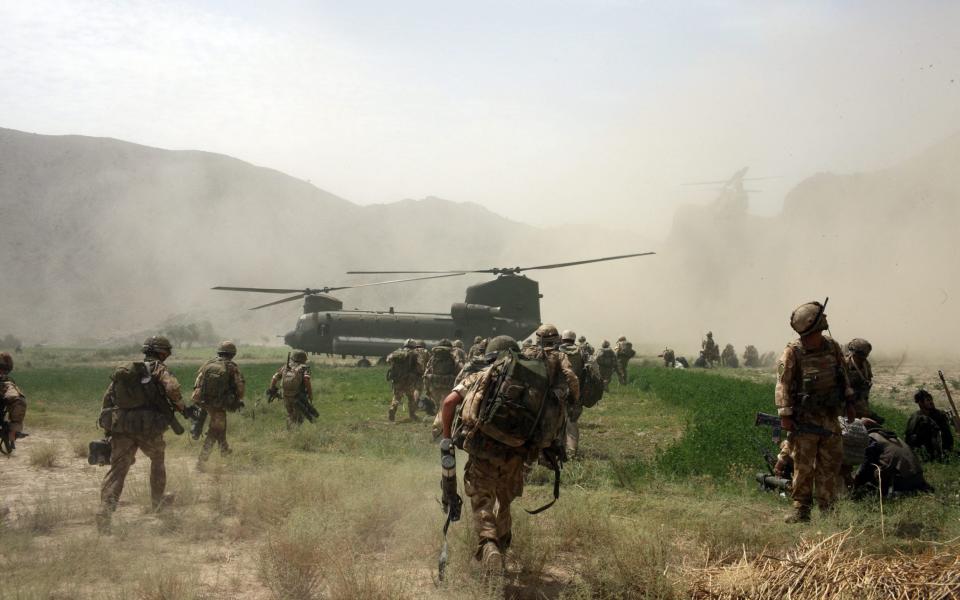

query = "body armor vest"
[
  {"left": 791, "top": 340, "right": 843, "bottom": 412},
  {"left": 281, "top": 365, "right": 307, "bottom": 401}
]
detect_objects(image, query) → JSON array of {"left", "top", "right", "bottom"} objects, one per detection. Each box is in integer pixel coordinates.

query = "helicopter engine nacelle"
[
  {"left": 303, "top": 294, "right": 344, "bottom": 313},
  {"left": 451, "top": 303, "right": 501, "bottom": 321}
]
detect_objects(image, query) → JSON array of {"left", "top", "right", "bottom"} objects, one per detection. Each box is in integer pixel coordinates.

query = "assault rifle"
[
  {"left": 296, "top": 392, "right": 320, "bottom": 423},
  {"left": 0, "top": 418, "right": 28, "bottom": 455},
  {"left": 186, "top": 405, "right": 207, "bottom": 440},
  {"left": 755, "top": 412, "right": 836, "bottom": 443},
  {"left": 438, "top": 438, "right": 462, "bottom": 581},
  {"left": 146, "top": 362, "right": 187, "bottom": 436},
  {"left": 937, "top": 371, "right": 960, "bottom": 434},
  {"left": 756, "top": 472, "right": 792, "bottom": 492}
]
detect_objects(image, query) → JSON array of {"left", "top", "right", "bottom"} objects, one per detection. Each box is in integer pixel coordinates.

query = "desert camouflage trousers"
[
  {"left": 283, "top": 398, "right": 304, "bottom": 427},
  {"left": 463, "top": 452, "right": 526, "bottom": 554},
  {"left": 199, "top": 408, "right": 229, "bottom": 460},
  {"left": 790, "top": 412, "right": 843, "bottom": 511},
  {"left": 598, "top": 365, "right": 614, "bottom": 390},
  {"left": 99, "top": 432, "right": 166, "bottom": 514},
  {"left": 615, "top": 358, "right": 629, "bottom": 384},
  {"left": 566, "top": 403, "right": 584, "bottom": 456},
  {"left": 389, "top": 383, "right": 418, "bottom": 418}
]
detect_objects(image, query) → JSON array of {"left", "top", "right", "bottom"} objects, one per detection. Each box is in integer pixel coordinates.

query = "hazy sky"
[{"left": 2, "top": 0, "right": 959, "bottom": 238}]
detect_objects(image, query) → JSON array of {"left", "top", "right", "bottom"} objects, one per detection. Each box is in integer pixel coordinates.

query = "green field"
[{"left": 3, "top": 353, "right": 959, "bottom": 599}]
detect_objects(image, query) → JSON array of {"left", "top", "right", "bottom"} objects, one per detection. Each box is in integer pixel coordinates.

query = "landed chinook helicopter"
[{"left": 214, "top": 252, "right": 654, "bottom": 357}]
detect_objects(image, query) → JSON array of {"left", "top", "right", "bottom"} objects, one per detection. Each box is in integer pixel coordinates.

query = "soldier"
[
  {"left": 720, "top": 344, "right": 739, "bottom": 368},
  {"left": 853, "top": 419, "right": 933, "bottom": 497},
  {"left": 577, "top": 335, "right": 594, "bottom": 357},
  {"left": 559, "top": 329, "right": 591, "bottom": 457},
  {"left": 192, "top": 341, "right": 245, "bottom": 466},
  {"left": 96, "top": 336, "right": 185, "bottom": 532},
  {"left": 775, "top": 301, "right": 855, "bottom": 523},
  {"left": 0, "top": 352, "right": 27, "bottom": 450},
  {"left": 413, "top": 339, "right": 432, "bottom": 414},
  {"left": 385, "top": 340, "right": 420, "bottom": 422},
  {"left": 905, "top": 389, "right": 955, "bottom": 461},
  {"left": 743, "top": 345, "right": 761, "bottom": 368},
  {"left": 468, "top": 336, "right": 487, "bottom": 360},
  {"left": 845, "top": 338, "right": 874, "bottom": 418},
  {"left": 268, "top": 350, "right": 314, "bottom": 428},
  {"left": 439, "top": 331, "right": 578, "bottom": 573},
  {"left": 702, "top": 332, "right": 720, "bottom": 367},
  {"left": 659, "top": 348, "right": 676, "bottom": 368},
  {"left": 613, "top": 336, "right": 635, "bottom": 384},
  {"left": 423, "top": 339, "right": 461, "bottom": 418},
  {"left": 452, "top": 339, "right": 467, "bottom": 366},
  {"left": 595, "top": 340, "right": 617, "bottom": 390}
]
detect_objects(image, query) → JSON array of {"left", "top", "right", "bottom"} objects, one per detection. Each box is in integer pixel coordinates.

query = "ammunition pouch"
[
  {"left": 111, "top": 408, "right": 167, "bottom": 435},
  {"left": 98, "top": 407, "right": 116, "bottom": 432},
  {"left": 88, "top": 438, "right": 112, "bottom": 466}
]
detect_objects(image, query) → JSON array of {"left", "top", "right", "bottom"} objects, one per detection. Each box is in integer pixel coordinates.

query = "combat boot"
[
  {"left": 152, "top": 493, "right": 176, "bottom": 512},
  {"left": 784, "top": 506, "right": 811, "bottom": 524},
  {"left": 388, "top": 407, "right": 396, "bottom": 422},
  {"left": 479, "top": 541, "right": 503, "bottom": 576}
]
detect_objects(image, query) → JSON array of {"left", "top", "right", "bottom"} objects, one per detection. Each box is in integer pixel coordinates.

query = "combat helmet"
[
  {"left": 617, "top": 336, "right": 626, "bottom": 342},
  {"left": 474, "top": 336, "right": 482, "bottom": 344},
  {"left": 453, "top": 339, "right": 463, "bottom": 348},
  {"left": 142, "top": 335, "right": 173, "bottom": 356},
  {"left": 847, "top": 338, "right": 872, "bottom": 357},
  {"left": 561, "top": 329, "right": 576, "bottom": 343},
  {"left": 602, "top": 340, "right": 610, "bottom": 348},
  {"left": 536, "top": 324, "right": 560, "bottom": 347},
  {"left": 437, "top": 338, "right": 452, "bottom": 348},
  {"left": 292, "top": 350, "right": 308, "bottom": 363},
  {"left": 790, "top": 301, "right": 829, "bottom": 336},
  {"left": 415, "top": 339, "right": 426, "bottom": 348},
  {"left": 404, "top": 339, "right": 416, "bottom": 348},
  {"left": 486, "top": 335, "right": 519, "bottom": 356},
  {"left": 578, "top": 336, "right": 586, "bottom": 343},
  {"left": 217, "top": 340, "right": 237, "bottom": 357},
  {"left": 0, "top": 352, "right": 12, "bottom": 373},
  {"left": 914, "top": 389, "right": 933, "bottom": 404}
]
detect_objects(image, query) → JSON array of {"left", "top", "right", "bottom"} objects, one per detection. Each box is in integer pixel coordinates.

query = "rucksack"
[
  {"left": 387, "top": 349, "right": 417, "bottom": 380},
  {"left": 112, "top": 361, "right": 159, "bottom": 409},
  {"left": 463, "top": 350, "right": 565, "bottom": 451},
  {"left": 595, "top": 348, "right": 616, "bottom": 367},
  {"left": 429, "top": 346, "right": 458, "bottom": 376},
  {"left": 281, "top": 364, "right": 307, "bottom": 400},
  {"left": 197, "top": 359, "right": 238, "bottom": 410},
  {"left": 579, "top": 359, "right": 605, "bottom": 408}
]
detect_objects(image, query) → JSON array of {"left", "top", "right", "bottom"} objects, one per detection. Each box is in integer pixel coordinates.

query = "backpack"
[
  {"left": 579, "top": 359, "right": 605, "bottom": 408},
  {"left": 462, "top": 350, "right": 565, "bottom": 451},
  {"left": 387, "top": 349, "right": 417, "bottom": 380},
  {"left": 595, "top": 348, "right": 616, "bottom": 368},
  {"left": 112, "top": 361, "right": 158, "bottom": 409},
  {"left": 429, "top": 346, "right": 458, "bottom": 377},
  {"left": 281, "top": 364, "right": 307, "bottom": 400},
  {"left": 197, "top": 359, "right": 238, "bottom": 410}
]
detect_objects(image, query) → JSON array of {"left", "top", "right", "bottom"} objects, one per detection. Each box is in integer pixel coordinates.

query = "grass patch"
[{"left": 28, "top": 441, "right": 60, "bottom": 468}]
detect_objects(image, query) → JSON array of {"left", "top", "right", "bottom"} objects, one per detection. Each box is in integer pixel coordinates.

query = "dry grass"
[
  {"left": 73, "top": 438, "right": 90, "bottom": 459},
  {"left": 689, "top": 528, "right": 960, "bottom": 600},
  {"left": 29, "top": 441, "right": 60, "bottom": 468}
]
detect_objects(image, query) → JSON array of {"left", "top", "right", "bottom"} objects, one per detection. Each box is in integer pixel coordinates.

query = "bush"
[{"left": 29, "top": 442, "right": 60, "bottom": 468}]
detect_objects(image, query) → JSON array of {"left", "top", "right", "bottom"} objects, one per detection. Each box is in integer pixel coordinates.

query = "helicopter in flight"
[{"left": 213, "top": 252, "right": 654, "bottom": 357}]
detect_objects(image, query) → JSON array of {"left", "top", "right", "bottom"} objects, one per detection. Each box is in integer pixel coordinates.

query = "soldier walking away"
[
  {"left": 577, "top": 335, "right": 594, "bottom": 357},
  {"left": 0, "top": 352, "right": 27, "bottom": 453},
  {"left": 385, "top": 340, "right": 421, "bottom": 422},
  {"left": 452, "top": 340, "right": 467, "bottom": 366},
  {"left": 613, "top": 336, "right": 635, "bottom": 384},
  {"left": 905, "top": 389, "right": 955, "bottom": 461},
  {"left": 413, "top": 340, "right": 432, "bottom": 414},
  {"left": 720, "top": 344, "right": 739, "bottom": 368},
  {"left": 845, "top": 338, "right": 874, "bottom": 419},
  {"left": 852, "top": 418, "right": 933, "bottom": 498},
  {"left": 702, "top": 332, "right": 720, "bottom": 367},
  {"left": 468, "top": 336, "right": 487, "bottom": 360},
  {"left": 439, "top": 332, "right": 578, "bottom": 575},
  {"left": 424, "top": 339, "right": 462, "bottom": 418},
  {"left": 595, "top": 341, "right": 617, "bottom": 390},
  {"left": 775, "top": 301, "right": 855, "bottom": 523},
  {"left": 559, "top": 330, "right": 592, "bottom": 458},
  {"left": 268, "top": 350, "right": 314, "bottom": 428},
  {"left": 96, "top": 336, "right": 186, "bottom": 533},
  {"left": 743, "top": 345, "right": 761, "bottom": 368},
  {"left": 193, "top": 341, "right": 245, "bottom": 467},
  {"left": 658, "top": 347, "right": 676, "bottom": 368}
]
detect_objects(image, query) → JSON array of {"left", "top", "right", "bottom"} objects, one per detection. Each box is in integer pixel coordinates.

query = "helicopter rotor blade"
[
  {"left": 514, "top": 251, "right": 655, "bottom": 272},
  {"left": 347, "top": 252, "right": 655, "bottom": 276},
  {"left": 249, "top": 294, "right": 307, "bottom": 310},
  {"left": 346, "top": 270, "right": 467, "bottom": 275},
  {"left": 212, "top": 286, "right": 308, "bottom": 294},
  {"left": 332, "top": 272, "right": 467, "bottom": 289}
]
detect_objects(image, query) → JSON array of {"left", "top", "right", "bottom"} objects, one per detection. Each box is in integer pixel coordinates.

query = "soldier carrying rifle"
[{"left": 268, "top": 350, "right": 318, "bottom": 428}]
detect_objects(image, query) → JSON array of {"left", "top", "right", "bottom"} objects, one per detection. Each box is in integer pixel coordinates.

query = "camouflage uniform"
[
  {"left": 424, "top": 342, "right": 462, "bottom": 415},
  {"left": 1, "top": 354, "right": 27, "bottom": 445},
  {"left": 456, "top": 334, "right": 578, "bottom": 563},
  {"left": 720, "top": 344, "right": 738, "bottom": 368},
  {"left": 98, "top": 352, "right": 183, "bottom": 527},
  {"left": 845, "top": 339, "right": 873, "bottom": 418},
  {"left": 385, "top": 345, "right": 420, "bottom": 421},
  {"left": 578, "top": 336, "right": 594, "bottom": 357},
  {"left": 269, "top": 356, "right": 313, "bottom": 427},
  {"left": 467, "top": 337, "right": 487, "bottom": 360},
  {"left": 413, "top": 342, "right": 431, "bottom": 413},
  {"left": 775, "top": 336, "right": 852, "bottom": 519},
  {"left": 660, "top": 348, "right": 676, "bottom": 368},
  {"left": 192, "top": 352, "right": 245, "bottom": 462},
  {"left": 595, "top": 343, "right": 617, "bottom": 390},
  {"left": 613, "top": 338, "right": 635, "bottom": 384},
  {"left": 558, "top": 339, "right": 591, "bottom": 456},
  {"left": 451, "top": 340, "right": 468, "bottom": 366}
]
